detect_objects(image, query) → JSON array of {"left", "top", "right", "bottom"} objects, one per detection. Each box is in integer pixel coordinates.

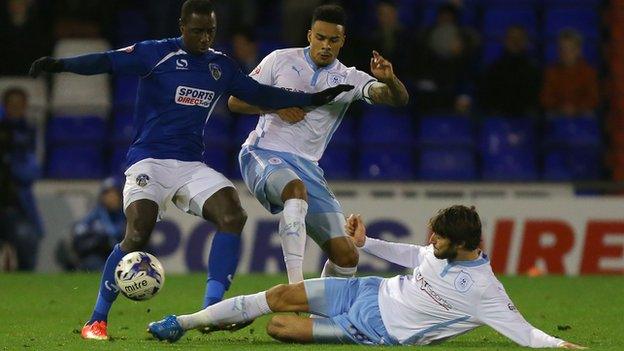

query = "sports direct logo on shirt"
[{"left": 175, "top": 86, "right": 215, "bottom": 108}]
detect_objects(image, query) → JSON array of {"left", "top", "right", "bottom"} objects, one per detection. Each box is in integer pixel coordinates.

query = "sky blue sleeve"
[{"left": 227, "top": 67, "right": 313, "bottom": 109}]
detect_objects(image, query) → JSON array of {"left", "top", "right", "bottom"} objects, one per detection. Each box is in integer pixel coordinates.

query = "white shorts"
[{"left": 123, "top": 158, "right": 235, "bottom": 219}]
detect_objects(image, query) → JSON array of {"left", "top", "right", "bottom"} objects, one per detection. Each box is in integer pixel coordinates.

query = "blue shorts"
[
  {"left": 239, "top": 146, "right": 342, "bottom": 215},
  {"left": 304, "top": 277, "right": 398, "bottom": 345}
]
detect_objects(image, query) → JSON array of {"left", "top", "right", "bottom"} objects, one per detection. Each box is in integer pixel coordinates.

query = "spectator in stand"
[
  {"left": 412, "top": 3, "right": 479, "bottom": 115},
  {"left": 479, "top": 26, "right": 541, "bottom": 117},
  {"left": 364, "top": 0, "right": 413, "bottom": 78},
  {"left": 58, "top": 177, "right": 125, "bottom": 271},
  {"left": 0, "top": 87, "right": 43, "bottom": 271},
  {"left": 0, "top": 0, "right": 52, "bottom": 75},
  {"left": 231, "top": 27, "right": 260, "bottom": 74},
  {"left": 540, "top": 29, "right": 600, "bottom": 117}
]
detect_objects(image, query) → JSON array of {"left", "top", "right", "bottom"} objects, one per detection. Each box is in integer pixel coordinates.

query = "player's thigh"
[
  {"left": 239, "top": 147, "right": 299, "bottom": 213},
  {"left": 266, "top": 315, "right": 314, "bottom": 343},
  {"left": 123, "top": 158, "right": 177, "bottom": 220},
  {"left": 171, "top": 162, "right": 235, "bottom": 218},
  {"left": 303, "top": 277, "right": 359, "bottom": 317}
]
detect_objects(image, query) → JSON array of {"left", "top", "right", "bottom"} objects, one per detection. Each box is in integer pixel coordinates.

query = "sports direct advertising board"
[{"left": 34, "top": 182, "right": 624, "bottom": 275}]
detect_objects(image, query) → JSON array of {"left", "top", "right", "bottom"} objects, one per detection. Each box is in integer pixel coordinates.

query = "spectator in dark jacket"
[
  {"left": 479, "top": 26, "right": 541, "bottom": 117},
  {"left": 0, "top": 87, "right": 43, "bottom": 270}
]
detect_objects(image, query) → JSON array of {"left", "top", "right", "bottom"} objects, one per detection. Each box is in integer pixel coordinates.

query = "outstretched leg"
[{"left": 82, "top": 199, "right": 158, "bottom": 340}]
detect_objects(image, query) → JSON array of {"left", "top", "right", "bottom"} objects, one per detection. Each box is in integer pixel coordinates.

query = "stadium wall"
[{"left": 33, "top": 181, "right": 624, "bottom": 275}]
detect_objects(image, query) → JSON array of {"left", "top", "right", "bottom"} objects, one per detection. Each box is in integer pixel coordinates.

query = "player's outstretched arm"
[
  {"left": 478, "top": 283, "right": 586, "bottom": 349},
  {"left": 229, "top": 72, "right": 353, "bottom": 110},
  {"left": 367, "top": 50, "right": 409, "bottom": 106},
  {"left": 345, "top": 214, "right": 426, "bottom": 268},
  {"left": 29, "top": 53, "right": 113, "bottom": 78},
  {"left": 227, "top": 96, "right": 306, "bottom": 124}
]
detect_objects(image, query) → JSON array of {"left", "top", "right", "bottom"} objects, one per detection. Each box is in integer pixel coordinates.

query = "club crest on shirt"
[
  {"left": 327, "top": 73, "right": 346, "bottom": 87},
  {"left": 454, "top": 271, "right": 474, "bottom": 293},
  {"left": 209, "top": 63, "right": 221, "bottom": 80},
  {"left": 136, "top": 174, "right": 150, "bottom": 187}
]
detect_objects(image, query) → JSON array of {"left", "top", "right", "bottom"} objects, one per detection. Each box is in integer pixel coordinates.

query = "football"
[{"left": 114, "top": 252, "right": 165, "bottom": 301}]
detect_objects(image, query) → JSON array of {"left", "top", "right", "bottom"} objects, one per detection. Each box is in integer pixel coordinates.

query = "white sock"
[
  {"left": 320, "top": 259, "right": 357, "bottom": 278},
  {"left": 177, "top": 291, "right": 271, "bottom": 330},
  {"left": 280, "top": 199, "right": 308, "bottom": 284}
]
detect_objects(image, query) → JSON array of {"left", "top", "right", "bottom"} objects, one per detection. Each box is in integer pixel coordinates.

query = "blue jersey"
[{"left": 61, "top": 37, "right": 314, "bottom": 168}]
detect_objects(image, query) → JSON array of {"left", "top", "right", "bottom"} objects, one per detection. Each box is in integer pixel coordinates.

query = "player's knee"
[
  {"left": 266, "top": 284, "right": 292, "bottom": 311},
  {"left": 282, "top": 179, "right": 307, "bottom": 201},
  {"left": 215, "top": 206, "right": 247, "bottom": 232},
  {"left": 122, "top": 217, "right": 153, "bottom": 250},
  {"left": 329, "top": 246, "right": 359, "bottom": 268}
]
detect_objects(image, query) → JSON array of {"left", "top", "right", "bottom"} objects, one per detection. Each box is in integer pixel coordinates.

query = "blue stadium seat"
[
  {"left": 543, "top": 40, "right": 600, "bottom": 67},
  {"left": 482, "top": 9, "right": 538, "bottom": 40},
  {"left": 543, "top": 0, "right": 602, "bottom": 8},
  {"left": 543, "top": 147, "right": 602, "bottom": 180},
  {"left": 319, "top": 146, "right": 355, "bottom": 180},
  {"left": 47, "top": 116, "right": 106, "bottom": 144},
  {"left": 544, "top": 8, "right": 599, "bottom": 40},
  {"left": 47, "top": 145, "right": 104, "bottom": 179},
  {"left": 330, "top": 116, "right": 356, "bottom": 146},
  {"left": 480, "top": 117, "right": 536, "bottom": 155},
  {"left": 482, "top": 149, "right": 538, "bottom": 181},
  {"left": 358, "top": 147, "right": 415, "bottom": 180},
  {"left": 203, "top": 114, "right": 233, "bottom": 146},
  {"left": 359, "top": 108, "right": 413, "bottom": 146},
  {"left": 481, "top": 0, "right": 537, "bottom": 8},
  {"left": 544, "top": 116, "right": 601, "bottom": 147},
  {"left": 113, "top": 75, "right": 139, "bottom": 108},
  {"left": 418, "top": 115, "right": 475, "bottom": 147},
  {"left": 418, "top": 148, "right": 477, "bottom": 181},
  {"left": 203, "top": 144, "right": 230, "bottom": 175}
]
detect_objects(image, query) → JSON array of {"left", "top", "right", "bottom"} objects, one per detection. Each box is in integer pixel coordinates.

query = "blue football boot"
[{"left": 148, "top": 315, "right": 185, "bottom": 342}]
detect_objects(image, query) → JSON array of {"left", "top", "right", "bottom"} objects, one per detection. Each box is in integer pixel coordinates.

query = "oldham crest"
[
  {"left": 209, "top": 63, "right": 221, "bottom": 80},
  {"left": 136, "top": 174, "right": 150, "bottom": 187}
]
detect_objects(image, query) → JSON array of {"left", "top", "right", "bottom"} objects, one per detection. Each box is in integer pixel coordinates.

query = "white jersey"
[
  {"left": 362, "top": 239, "right": 564, "bottom": 347},
  {"left": 242, "top": 47, "right": 376, "bottom": 162}
]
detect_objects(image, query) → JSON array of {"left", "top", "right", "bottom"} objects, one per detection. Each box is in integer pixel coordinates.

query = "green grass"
[{"left": 0, "top": 274, "right": 622, "bottom": 350}]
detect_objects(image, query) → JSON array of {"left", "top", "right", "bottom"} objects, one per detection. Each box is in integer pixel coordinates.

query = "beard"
[{"left": 434, "top": 244, "right": 458, "bottom": 260}]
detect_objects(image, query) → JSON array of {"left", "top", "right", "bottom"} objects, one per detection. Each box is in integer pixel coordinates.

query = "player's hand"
[
  {"left": 345, "top": 214, "right": 367, "bottom": 248},
  {"left": 559, "top": 341, "right": 587, "bottom": 349},
  {"left": 276, "top": 107, "right": 306, "bottom": 124},
  {"left": 311, "top": 84, "right": 354, "bottom": 105},
  {"left": 370, "top": 50, "right": 395, "bottom": 83},
  {"left": 29, "top": 56, "right": 63, "bottom": 78}
]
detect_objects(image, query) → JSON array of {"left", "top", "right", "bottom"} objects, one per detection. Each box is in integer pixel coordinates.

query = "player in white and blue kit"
[
  {"left": 230, "top": 5, "right": 410, "bottom": 284},
  {"left": 148, "top": 205, "right": 585, "bottom": 349},
  {"left": 29, "top": 0, "right": 352, "bottom": 340}
]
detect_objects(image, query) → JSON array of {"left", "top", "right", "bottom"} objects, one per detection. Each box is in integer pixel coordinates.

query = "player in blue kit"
[{"left": 29, "top": 0, "right": 352, "bottom": 340}]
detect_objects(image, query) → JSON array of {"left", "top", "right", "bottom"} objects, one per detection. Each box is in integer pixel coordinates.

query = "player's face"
[
  {"left": 180, "top": 12, "right": 217, "bottom": 55},
  {"left": 430, "top": 232, "right": 459, "bottom": 260},
  {"left": 307, "top": 20, "right": 345, "bottom": 67}
]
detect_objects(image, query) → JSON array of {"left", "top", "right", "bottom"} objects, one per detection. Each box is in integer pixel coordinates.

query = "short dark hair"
[
  {"left": 429, "top": 205, "right": 482, "bottom": 250},
  {"left": 311, "top": 4, "right": 346, "bottom": 27},
  {"left": 180, "top": 0, "right": 214, "bottom": 23},
  {"left": 2, "top": 87, "right": 28, "bottom": 106}
]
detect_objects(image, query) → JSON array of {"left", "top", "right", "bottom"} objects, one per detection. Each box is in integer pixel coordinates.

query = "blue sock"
[
  {"left": 88, "top": 244, "right": 126, "bottom": 324},
  {"left": 203, "top": 232, "right": 241, "bottom": 308}
]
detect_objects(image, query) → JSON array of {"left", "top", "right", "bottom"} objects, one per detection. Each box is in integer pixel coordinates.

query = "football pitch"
[{"left": 0, "top": 274, "right": 622, "bottom": 350}]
